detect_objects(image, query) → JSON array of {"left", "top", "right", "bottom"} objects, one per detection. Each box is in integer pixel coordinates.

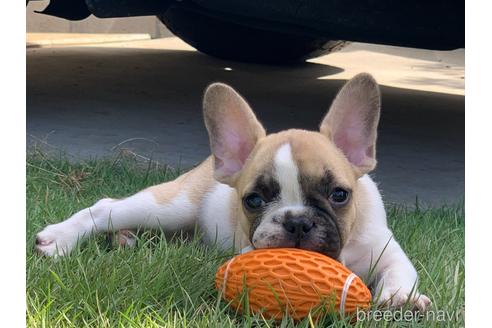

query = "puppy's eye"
[
  {"left": 329, "top": 188, "right": 349, "bottom": 205},
  {"left": 243, "top": 193, "right": 265, "bottom": 211}
]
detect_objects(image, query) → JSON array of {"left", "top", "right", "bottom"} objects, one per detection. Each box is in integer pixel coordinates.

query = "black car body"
[{"left": 36, "top": 0, "right": 465, "bottom": 63}]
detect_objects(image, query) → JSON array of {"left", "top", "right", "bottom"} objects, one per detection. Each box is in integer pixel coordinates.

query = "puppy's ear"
[
  {"left": 203, "top": 83, "right": 266, "bottom": 185},
  {"left": 320, "top": 73, "right": 381, "bottom": 175}
]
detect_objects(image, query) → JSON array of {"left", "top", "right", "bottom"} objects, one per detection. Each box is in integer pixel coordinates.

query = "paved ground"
[
  {"left": 27, "top": 1, "right": 172, "bottom": 38},
  {"left": 27, "top": 37, "right": 464, "bottom": 206},
  {"left": 27, "top": 33, "right": 151, "bottom": 48}
]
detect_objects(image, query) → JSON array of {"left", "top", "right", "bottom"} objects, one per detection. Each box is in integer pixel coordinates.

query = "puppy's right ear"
[{"left": 203, "top": 83, "right": 266, "bottom": 185}]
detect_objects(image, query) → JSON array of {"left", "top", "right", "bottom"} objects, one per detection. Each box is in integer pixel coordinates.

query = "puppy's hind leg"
[{"left": 35, "top": 180, "right": 200, "bottom": 257}]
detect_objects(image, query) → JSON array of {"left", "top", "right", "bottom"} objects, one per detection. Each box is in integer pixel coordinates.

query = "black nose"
[{"left": 283, "top": 216, "right": 315, "bottom": 237}]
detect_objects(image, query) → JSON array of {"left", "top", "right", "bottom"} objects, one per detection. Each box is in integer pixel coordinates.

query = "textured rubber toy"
[{"left": 216, "top": 248, "right": 371, "bottom": 320}]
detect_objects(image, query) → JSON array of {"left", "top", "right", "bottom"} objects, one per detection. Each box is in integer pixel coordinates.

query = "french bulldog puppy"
[{"left": 35, "top": 73, "right": 430, "bottom": 311}]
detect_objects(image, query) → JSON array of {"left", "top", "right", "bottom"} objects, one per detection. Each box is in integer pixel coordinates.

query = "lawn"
[{"left": 26, "top": 153, "right": 464, "bottom": 327}]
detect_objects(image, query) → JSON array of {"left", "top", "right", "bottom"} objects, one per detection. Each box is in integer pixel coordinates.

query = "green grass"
[{"left": 26, "top": 153, "right": 464, "bottom": 327}]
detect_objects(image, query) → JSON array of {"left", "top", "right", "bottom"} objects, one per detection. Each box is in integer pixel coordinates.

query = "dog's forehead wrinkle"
[
  {"left": 273, "top": 143, "right": 304, "bottom": 206},
  {"left": 252, "top": 173, "right": 280, "bottom": 199}
]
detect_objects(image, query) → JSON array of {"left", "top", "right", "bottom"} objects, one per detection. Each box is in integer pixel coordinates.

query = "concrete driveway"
[{"left": 27, "top": 37, "right": 464, "bottom": 206}]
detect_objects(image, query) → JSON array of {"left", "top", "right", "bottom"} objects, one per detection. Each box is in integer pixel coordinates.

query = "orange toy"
[{"left": 215, "top": 248, "right": 371, "bottom": 320}]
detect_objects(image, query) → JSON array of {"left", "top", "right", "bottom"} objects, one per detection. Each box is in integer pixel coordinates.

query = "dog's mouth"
[
  {"left": 252, "top": 240, "right": 341, "bottom": 259},
  {"left": 257, "top": 236, "right": 340, "bottom": 259}
]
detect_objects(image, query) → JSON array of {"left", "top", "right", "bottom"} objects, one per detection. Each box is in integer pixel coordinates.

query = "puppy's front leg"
[
  {"left": 35, "top": 183, "right": 199, "bottom": 257},
  {"left": 368, "top": 234, "right": 432, "bottom": 311},
  {"left": 343, "top": 229, "right": 431, "bottom": 311}
]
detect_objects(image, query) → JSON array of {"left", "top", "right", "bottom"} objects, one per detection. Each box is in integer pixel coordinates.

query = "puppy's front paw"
[
  {"left": 35, "top": 223, "right": 83, "bottom": 257},
  {"left": 377, "top": 289, "right": 432, "bottom": 312}
]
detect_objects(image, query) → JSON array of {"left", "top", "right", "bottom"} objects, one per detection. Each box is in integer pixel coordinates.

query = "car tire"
[{"left": 158, "top": 7, "right": 347, "bottom": 64}]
